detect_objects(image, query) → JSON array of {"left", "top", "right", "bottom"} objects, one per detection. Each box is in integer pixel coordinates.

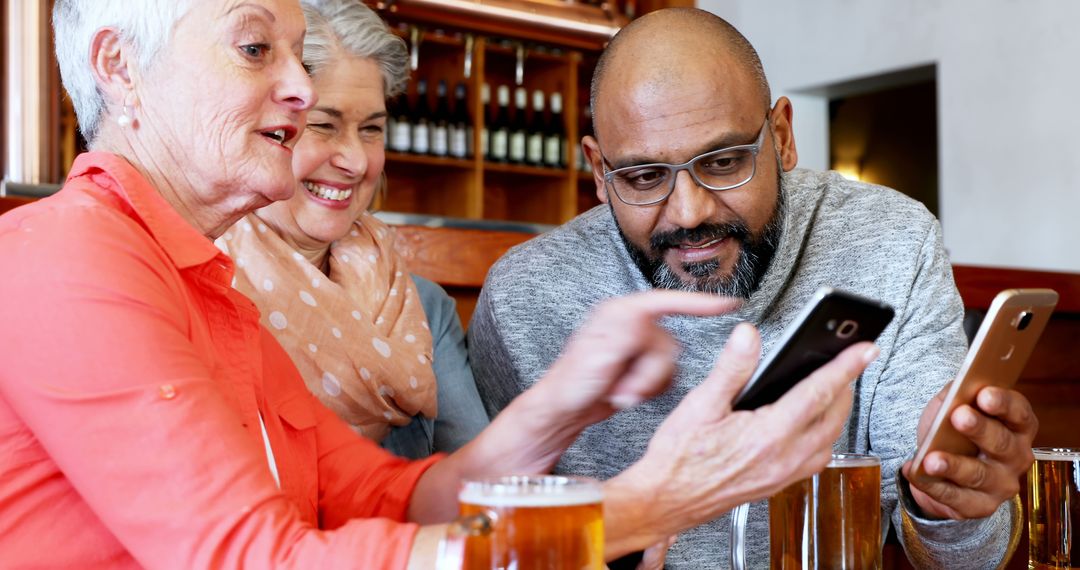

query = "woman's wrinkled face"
[
  {"left": 270, "top": 55, "right": 388, "bottom": 246},
  {"left": 133, "top": 0, "right": 314, "bottom": 224}
]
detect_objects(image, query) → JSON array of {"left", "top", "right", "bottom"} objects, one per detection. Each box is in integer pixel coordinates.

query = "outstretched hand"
[{"left": 534, "top": 290, "right": 741, "bottom": 427}]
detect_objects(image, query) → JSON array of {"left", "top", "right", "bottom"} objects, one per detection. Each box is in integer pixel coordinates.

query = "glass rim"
[
  {"left": 827, "top": 453, "right": 880, "bottom": 468},
  {"left": 1033, "top": 447, "right": 1080, "bottom": 460},
  {"left": 458, "top": 475, "right": 603, "bottom": 507}
]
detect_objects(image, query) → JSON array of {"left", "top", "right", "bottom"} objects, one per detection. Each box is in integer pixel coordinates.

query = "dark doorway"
[{"left": 826, "top": 66, "right": 938, "bottom": 217}]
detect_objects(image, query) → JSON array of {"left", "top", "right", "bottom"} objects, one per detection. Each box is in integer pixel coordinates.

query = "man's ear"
[
  {"left": 88, "top": 27, "right": 137, "bottom": 109},
  {"left": 769, "top": 97, "right": 798, "bottom": 172},
  {"left": 581, "top": 135, "right": 608, "bottom": 204}
]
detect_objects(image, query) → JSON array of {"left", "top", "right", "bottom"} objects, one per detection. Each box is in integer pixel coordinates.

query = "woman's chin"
[{"left": 262, "top": 181, "right": 297, "bottom": 204}]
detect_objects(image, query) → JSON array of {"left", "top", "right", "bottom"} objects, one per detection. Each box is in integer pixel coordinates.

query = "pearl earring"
[{"left": 117, "top": 105, "right": 132, "bottom": 128}]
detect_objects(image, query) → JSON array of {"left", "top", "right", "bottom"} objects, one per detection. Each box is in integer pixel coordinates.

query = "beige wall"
[{"left": 699, "top": 0, "right": 1080, "bottom": 273}]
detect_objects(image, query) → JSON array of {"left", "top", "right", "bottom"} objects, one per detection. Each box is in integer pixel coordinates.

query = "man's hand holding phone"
[
  {"left": 902, "top": 385, "right": 1038, "bottom": 519},
  {"left": 603, "top": 322, "right": 881, "bottom": 559},
  {"left": 903, "top": 288, "right": 1055, "bottom": 519}
]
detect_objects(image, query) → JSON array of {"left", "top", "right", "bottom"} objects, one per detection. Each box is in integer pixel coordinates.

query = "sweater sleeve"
[
  {"left": 872, "top": 219, "right": 1019, "bottom": 568},
  {"left": 466, "top": 274, "right": 526, "bottom": 419}
]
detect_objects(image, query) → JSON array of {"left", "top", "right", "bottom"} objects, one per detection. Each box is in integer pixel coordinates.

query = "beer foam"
[
  {"left": 459, "top": 476, "right": 603, "bottom": 508},
  {"left": 1033, "top": 448, "right": 1080, "bottom": 461},
  {"left": 827, "top": 454, "right": 880, "bottom": 468}
]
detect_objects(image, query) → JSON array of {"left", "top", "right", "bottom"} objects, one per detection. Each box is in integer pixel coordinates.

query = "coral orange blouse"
[{"left": 0, "top": 152, "right": 441, "bottom": 568}]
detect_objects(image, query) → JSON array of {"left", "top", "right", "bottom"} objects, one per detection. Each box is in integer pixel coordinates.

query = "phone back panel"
[
  {"left": 733, "top": 288, "right": 894, "bottom": 411},
  {"left": 910, "top": 288, "right": 1059, "bottom": 482}
]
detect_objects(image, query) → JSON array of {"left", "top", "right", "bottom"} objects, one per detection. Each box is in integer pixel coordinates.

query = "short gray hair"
[
  {"left": 301, "top": 0, "right": 409, "bottom": 98},
  {"left": 52, "top": 0, "right": 192, "bottom": 143}
]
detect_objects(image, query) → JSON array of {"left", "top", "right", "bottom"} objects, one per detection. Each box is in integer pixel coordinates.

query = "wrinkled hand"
[
  {"left": 902, "top": 386, "right": 1038, "bottom": 519},
  {"left": 604, "top": 322, "right": 879, "bottom": 551},
  {"left": 484, "top": 291, "right": 739, "bottom": 480},
  {"left": 535, "top": 291, "right": 740, "bottom": 427}
]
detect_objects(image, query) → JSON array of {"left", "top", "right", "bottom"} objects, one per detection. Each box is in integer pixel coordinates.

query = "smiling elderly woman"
[
  {"left": 218, "top": 0, "right": 489, "bottom": 460},
  {"left": 0, "top": 0, "right": 872, "bottom": 568}
]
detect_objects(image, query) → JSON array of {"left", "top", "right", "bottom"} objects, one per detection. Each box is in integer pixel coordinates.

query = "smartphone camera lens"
[
  {"left": 1016, "top": 311, "right": 1033, "bottom": 331},
  {"left": 836, "top": 320, "right": 859, "bottom": 339}
]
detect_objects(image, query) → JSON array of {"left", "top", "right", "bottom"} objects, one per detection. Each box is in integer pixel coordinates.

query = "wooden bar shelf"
[
  {"left": 385, "top": 152, "right": 475, "bottom": 170},
  {"left": 482, "top": 161, "right": 567, "bottom": 177}
]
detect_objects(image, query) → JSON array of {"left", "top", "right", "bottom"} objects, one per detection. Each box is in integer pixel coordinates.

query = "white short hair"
[
  {"left": 52, "top": 0, "right": 192, "bottom": 143},
  {"left": 301, "top": 0, "right": 409, "bottom": 98}
]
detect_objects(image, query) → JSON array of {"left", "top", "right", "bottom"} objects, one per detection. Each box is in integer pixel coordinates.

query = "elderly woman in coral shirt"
[
  {"left": 0, "top": 0, "right": 874, "bottom": 567},
  {"left": 218, "top": 0, "right": 488, "bottom": 460}
]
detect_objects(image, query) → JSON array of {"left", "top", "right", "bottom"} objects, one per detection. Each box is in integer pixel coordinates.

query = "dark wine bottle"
[
  {"left": 545, "top": 92, "right": 566, "bottom": 168},
  {"left": 579, "top": 103, "right": 593, "bottom": 172},
  {"left": 411, "top": 79, "right": 430, "bottom": 155},
  {"left": 430, "top": 80, "right": 450, "bottom": 157},
  {"left": 449, "top": 82, "right": 471, "bottom": 159},
  {"left": 480, "top": 83, "right": 491, "bottom": 160},
  {"left": 526, "top": 89, "right": 546, "bottom": 166},
  {"left": 490, "top": 85, "right": 510, "bottom": 163},
  {"left": 389, "top": 92, "right": 412, "bottom": 153},
  {"left": 509, "top": 87, "right": 528, "bottom": 164}
]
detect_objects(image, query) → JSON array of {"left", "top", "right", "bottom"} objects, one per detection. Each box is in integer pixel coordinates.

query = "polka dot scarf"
[{"left": 219, "top": 211, "right": 437, "bottom": 442}]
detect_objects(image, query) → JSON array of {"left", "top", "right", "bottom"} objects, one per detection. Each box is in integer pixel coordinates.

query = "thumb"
[
  {"left": 669, "top": 322, "right": 761, "bottom": 423},
  {"left": 637, "top": 535, "right": 677, "bottom": 570}
]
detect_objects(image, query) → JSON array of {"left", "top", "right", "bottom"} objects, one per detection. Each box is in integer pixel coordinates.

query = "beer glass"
[
  {"left": 1028, "top": 447, "right": 1080, "bottom": 570},
  {"left": 437, "top": 475, "right": 604, "bottom": 570},
  {"left": 769, "top": 454, "right": 882, "bottom": 570}
]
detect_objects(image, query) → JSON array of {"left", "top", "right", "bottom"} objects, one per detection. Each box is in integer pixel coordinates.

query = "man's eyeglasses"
[{"left": 601, "top": 118, "right": 769, "bottom": 206}]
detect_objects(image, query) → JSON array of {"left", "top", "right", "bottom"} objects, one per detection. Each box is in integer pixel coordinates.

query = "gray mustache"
[{"left": 649, "top": 223, "right": 749, "bottom": 252}]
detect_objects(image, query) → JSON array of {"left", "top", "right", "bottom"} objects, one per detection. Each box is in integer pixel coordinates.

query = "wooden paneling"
[
  {"left": 391, "top": 224, "right": 535, "bottom": 287},
  {"left": 953, "top": 264, "right": 1080, "bottom": 313},
  {"left": 391, "top": 224, "right": 537, "bottom": 325}
]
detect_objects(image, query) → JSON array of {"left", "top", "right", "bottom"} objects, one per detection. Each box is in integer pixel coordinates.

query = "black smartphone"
[{"left": 732, "top": 287, "right": 895, "bottom": 411}]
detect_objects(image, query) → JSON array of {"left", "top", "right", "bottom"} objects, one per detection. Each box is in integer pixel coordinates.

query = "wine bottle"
[
  {"left": 527, "top": 89, "right": 546, "bottom": 166},
  {"left": 509, "top": 87, "right": 528, "bottom": 164},
  {"left": 411, "top": 79, "right": 430, "bottom": 155},
  {"left": 579, "top": 103, "right": 593, "bottom": 172},
  {"left": 544, "top": 92, "right": 565, "bottom": 168},
  {"left": 490, "top": 85, "right": 510, "bottom": 163},
  {"left": 430, "top": 80, "right": 450, "bottom": 157},
  {"left": 385, "top": 100, "right": 395, "bottom": 149},
  {"left": 449, "top": 82, "right": 471, "bottom": 159},
  {"left": 480, "top": 83, "right": 491, "bottom": 160},
  {"left": 389, "top": 92, "right": 412, "bottom": 153}
]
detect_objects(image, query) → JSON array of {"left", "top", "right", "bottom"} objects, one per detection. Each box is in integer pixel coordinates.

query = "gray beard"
[{"left": 613, "top": 177, "right": 786, "bottom": 299}]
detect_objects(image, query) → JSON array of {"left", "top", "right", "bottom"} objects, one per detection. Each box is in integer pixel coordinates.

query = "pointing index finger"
[{"left": 601, "top": 290, "right": 742, "bottom": 321}]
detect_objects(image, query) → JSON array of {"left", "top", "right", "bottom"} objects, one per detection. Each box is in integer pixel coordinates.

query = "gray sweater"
[{"left": 469, "top": 169, "right": 1017, "bottom": 569}]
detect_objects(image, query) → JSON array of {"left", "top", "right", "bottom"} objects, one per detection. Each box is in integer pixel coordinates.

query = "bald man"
[{"left": 470, "top": 8, "right": 1033, "bottom": 568}]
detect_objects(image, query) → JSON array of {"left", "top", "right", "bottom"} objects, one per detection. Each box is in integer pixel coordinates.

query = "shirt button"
[{"left": 159, "top": 384, "right": 178, "bottom": 399}]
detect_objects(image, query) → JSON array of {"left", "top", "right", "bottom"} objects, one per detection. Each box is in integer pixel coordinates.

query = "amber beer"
[
  {"left": 456, "top": 476, "right": 604, "bottom": 570},
  {"left": 1028, "top": 448, "right": 1080, "bottom": 570},
  {"left": 769, "top": 454, "right": 882, "bottom": 570}
]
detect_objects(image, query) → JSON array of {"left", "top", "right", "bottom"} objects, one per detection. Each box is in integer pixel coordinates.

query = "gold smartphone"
[{"left": 909, "top": 288, "right": 1059, "bottom": 485}]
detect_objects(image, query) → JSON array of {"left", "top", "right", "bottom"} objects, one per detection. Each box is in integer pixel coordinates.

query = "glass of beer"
[
  {"left": 1028, "top": 447, "right": 1080, "bottom": 570},
  {"left": 769, "top": 453, "right": 882, "bottom": 570},
  {"left": 437, "top": 475, "right": 604, "bottom": 570}
]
